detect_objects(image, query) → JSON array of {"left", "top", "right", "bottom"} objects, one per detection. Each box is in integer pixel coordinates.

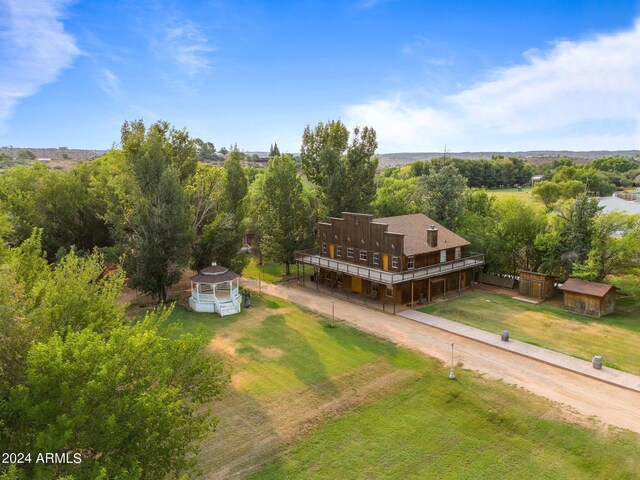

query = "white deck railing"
[{"left": 295, "top": 250, "right": 484, "bottom": 285}]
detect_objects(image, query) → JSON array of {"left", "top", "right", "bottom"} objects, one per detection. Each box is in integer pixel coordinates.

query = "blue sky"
[{"left": 1, "top": 0, "right": 639, "bottom": 153}]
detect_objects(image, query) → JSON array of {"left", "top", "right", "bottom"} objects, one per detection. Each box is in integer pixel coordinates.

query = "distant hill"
[
  {"left": 377, "top": 150, "right": 640, "bottom": 167},
  {"left": 3, "top": 147, "right": 639, "bottom": 169},
  {"left": 0, "top": 147, "right": 109, "bottom": 161}
]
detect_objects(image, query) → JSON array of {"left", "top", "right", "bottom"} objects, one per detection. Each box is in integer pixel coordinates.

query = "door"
[
  {"left": 352, "top": 277, "right": 362, "bottom": 293},
  {"left": 329, "top": 244, "right": 335, "bottom": 259},
  {"left": 532, "top": 282, "right": 541, "bottom": 300},
  {"left": 383, "top": 255, "right": 389, "bottom": 271}
]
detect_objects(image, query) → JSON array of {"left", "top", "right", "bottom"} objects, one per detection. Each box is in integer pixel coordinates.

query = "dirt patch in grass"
[{"left": 197, "top": 360, "right": 418, "bottom": 480}]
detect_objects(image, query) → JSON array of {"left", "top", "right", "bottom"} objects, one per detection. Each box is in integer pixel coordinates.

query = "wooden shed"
[
  {"left": 559, "top": 278, "right": 615, "bottom": 318},
  {"left": 519, "top": 271, "right": 555, "bottom": 301}
]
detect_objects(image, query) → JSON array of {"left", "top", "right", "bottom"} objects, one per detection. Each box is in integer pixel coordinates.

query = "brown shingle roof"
[
  {"left": 373, "top": 213, "right": 470, "bottom": 256},
  {"left": 190, "top": 271, "right": 239, "bottom": 283},
  {"left": 200, "top": 263, "right": 229, "bottom": 275},
  {"left": 559, "top": 278, "right": 614, "bottom": 297},
  {"left": 189, "top": 262, "right": 239, "bottom": 284}
]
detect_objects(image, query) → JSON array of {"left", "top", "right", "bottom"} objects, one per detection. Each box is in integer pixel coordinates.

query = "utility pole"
[
  {"left": 332, "top": 300, "right": 336, "bottom": 327},
  {"left": 449, "top": 343, "right": 455, "bottom": 380}
]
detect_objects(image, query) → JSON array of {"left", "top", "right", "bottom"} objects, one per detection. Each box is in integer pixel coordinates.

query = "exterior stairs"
[{"left": 218, "top": 299, "right": 240, "bottom": 316}]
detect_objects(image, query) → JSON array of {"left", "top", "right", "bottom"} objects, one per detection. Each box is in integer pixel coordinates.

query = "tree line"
[
  {"left": 1, "top": 118, "right": 639, "bottom": 478},
  {"left": 1, "top": 119, "right": 639, "bottom": 299}
]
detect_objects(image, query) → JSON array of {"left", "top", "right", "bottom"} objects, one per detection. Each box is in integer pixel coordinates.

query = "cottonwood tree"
[
  {"left": 414, "top": 164, "right": 467, "bottom": 229},
  {"left": 301, "top": 120, "right": 378, "bottom": 218},
  {"left": 536, "top": 194, "right": 602, "bottom": 278},
  {"left": 256, "top": 155, "right": 313, "bottom": 275},
  {"left": 572, "top": 211, "right": 640, "bottom": 282},
  {"left": 187, "top": 150, "right": 248, "bottom": 273},
  {"left": 0, "top": 237, "right": 229, "bottom": 480}
]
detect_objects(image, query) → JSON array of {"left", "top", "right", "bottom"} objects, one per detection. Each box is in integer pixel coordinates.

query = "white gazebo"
[{"left": 189, "top": 262, "right": 242, "bottom": 316}]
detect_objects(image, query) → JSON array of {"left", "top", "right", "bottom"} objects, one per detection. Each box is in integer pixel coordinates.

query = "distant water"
[{"left": 598, "top": 196, "right": 640, "bottom": 215}]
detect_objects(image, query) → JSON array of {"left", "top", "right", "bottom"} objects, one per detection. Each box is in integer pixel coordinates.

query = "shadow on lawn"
[{"left": 238, "top": 314, "right": 339, "bottom": 398}]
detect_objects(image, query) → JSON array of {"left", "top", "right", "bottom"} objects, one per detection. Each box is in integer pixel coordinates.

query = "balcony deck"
[{"left": 295, "top": 250, "right": 484, "bottom": 285}]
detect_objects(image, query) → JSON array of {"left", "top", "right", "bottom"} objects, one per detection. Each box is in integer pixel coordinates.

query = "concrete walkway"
[
  {"left": 242, "top": 277, "right": 640, "bottom": 433},
  {"left": 399, "top": 309, "right": 640, "bottom": 393}
]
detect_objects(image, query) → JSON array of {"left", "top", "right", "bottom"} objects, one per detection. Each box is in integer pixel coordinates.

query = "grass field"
[
  {"left": 243, "top": 256, "right": 291, "bottom": 283},
  {"left": 164, "top": 294, "right": 640, "bottom": 479},
  {"left": 419, "top": 291, "right": 640, "bottom": 373},
  {"left": 488, "top": 187, "right": 533, "bottom": 195},
  {"left": 487, "top": 187, "right": 541, "bottom": 205}
]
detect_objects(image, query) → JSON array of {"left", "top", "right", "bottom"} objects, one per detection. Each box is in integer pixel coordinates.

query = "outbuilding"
[
  {"left": 559, "top": 278, "right": 615, "bottom": 318},
  {"left": 519, "top": 270, "right": 555, "bottom": 301}
]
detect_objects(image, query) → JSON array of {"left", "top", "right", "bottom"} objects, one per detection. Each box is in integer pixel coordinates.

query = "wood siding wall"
[
  {"left": 319, "top": 213, "right": 406, "bottom": 270},
  {"left": 562, "top": 291, "right": 615, "bottom": 317},
  {"left": 519, "top": 271, "right": 555, "bottom": 300},
  {"left": 319, "top": 213, "right": 462, "bottom": 273}
]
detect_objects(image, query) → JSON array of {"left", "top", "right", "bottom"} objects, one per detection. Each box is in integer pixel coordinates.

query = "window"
[
  {"left": 392, "top": 256, "right": 399, "bottom": 269},
  {"left": 386, "top": 285, "right": 393, "bottom": 297},
  {"left": 336, "top": 246, "right": 342, "bottom": 257},
  {"left": 347, "top": 247, "right": 354, "bottom": 258},
  {"left": 455, "top": 247, "right": 461, "bottom": 260},
  {"left": 440, "top": 250, "right": 447, "bottom": 263},
  {"left": 360, "top": 250, "right": 367, "bottom": 261},
  {"left": 322, "top": 243, "right": 327, "bottom": 254},
  {"left": 325, "top": 270, "right": 332, "bottom": 280},
  {"left": 373, "top": 252, "right": 379, "bottom": 265},
  {"left": 407, "top": 256, "right": 415, "bottom": 269}
]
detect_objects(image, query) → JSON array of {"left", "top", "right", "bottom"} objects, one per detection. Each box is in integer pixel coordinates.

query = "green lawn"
[
  {"left": 163, "top": 294, "right": 640, "bottom": 479},
  {"left": 253, "top": 370, "right": 640, "bottom": 480},
  {"left": 243, "top": 256, "right": 292, "bottom": 283},
  {"left": 420, "top": 291, "right": 640, "bottom": 373},
  {"left": 487, "top": 187, "right": 541, "bottom": 205}
]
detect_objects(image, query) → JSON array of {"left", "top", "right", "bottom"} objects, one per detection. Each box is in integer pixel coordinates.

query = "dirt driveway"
[{"left": 243, "top": 278, "right": 640, "bottom": 434}]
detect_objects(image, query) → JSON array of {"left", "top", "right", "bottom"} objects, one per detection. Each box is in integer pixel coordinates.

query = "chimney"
[{"left": 427, "top": 225, "right": 438, "bottom": 247}]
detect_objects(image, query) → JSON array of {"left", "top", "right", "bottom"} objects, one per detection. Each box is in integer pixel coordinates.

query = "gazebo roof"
[{"left": 189, "top": 262, "right": 239, "bottom": 284}]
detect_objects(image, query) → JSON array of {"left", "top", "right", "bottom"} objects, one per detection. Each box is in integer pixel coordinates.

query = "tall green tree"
[
  {"left": 222, "top": 150, "right": 248, "bottom": 219},
  {"left": 0, "top": 237, "right": 229, "bottom": 480},
  {"left": 301, "top": 120, "right": 378, "bottom": 218},
  {"left": 269, "top": 143, "right": 280, "bottom": 158},
  {"left": 572, "top": 211, "right": 640, "bottom": 281},
  {"left": 372, "top": 177, "right": 419, "bottom": 217},
  {"left": 414, "top": 164, "right": 467, "bottom": 228},
  {"left": 120, "top": 120, "right": 194, "bottom": 303},
  {"left": 536, "top": 195, "right": 602, "bottom": 277},
  {"left": 0, "top": 163, "right": 111, "bottom": 259},
  {"left": 256, "top": 155, "right": 313, "bottom": 275}
]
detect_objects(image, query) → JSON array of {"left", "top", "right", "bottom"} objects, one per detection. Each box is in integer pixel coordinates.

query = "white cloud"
[
  {"left": 345, "top": 20, "right": 640, "bottom": 152},
  {"left": 99, "top": 69, "right": 120, "bottom": 98},
  {"left": 0, "top": 0, "right": 80, "bottom": 129},
  {"left": 158, "top": 20, "right": 215, "bottom": 77}
]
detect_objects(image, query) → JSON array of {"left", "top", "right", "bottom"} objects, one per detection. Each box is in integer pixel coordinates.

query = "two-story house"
[{"left": 295, "top": 212, "right": 485, "bottom": 305}]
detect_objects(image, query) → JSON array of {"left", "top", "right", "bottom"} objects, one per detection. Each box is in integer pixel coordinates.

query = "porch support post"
[
  {"left": 363, "top": 279, "right": 366, "bottom": 304},
  {"left": 393, "top": 285, "right": 396, "bottom": 314},
  {"left": 411, "top": 281, "right": 414, "bottom": 307},
  {"left": 458, "top": 271, "right": 461, "bottom": 295},
  {"left": 428, "top": 278, "right": 431, "bottom": 303}
]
